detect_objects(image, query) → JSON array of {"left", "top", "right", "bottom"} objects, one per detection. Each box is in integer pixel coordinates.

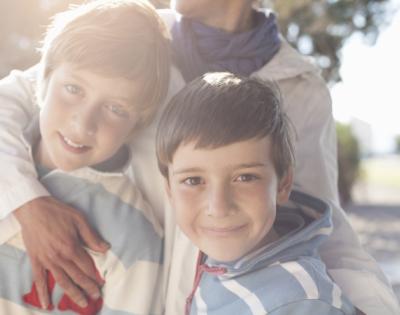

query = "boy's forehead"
[
  {"left": 51, "top": 63, "right": 140, "bottom": 104},
  {"left": 171, "top": 137, "right": 274, "bottom": 169}
]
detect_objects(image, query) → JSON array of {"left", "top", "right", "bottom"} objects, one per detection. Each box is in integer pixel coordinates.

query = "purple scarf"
[{"left": 171, "top": 11, "right": 281, "bottom": 82}]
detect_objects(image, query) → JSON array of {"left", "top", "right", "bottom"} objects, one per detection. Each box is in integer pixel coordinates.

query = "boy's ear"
[{"left": 277, "top": 167, "right": 293, "bottom": 204}]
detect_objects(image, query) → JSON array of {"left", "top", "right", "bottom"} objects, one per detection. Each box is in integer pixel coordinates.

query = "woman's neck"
[{"left": 198, "top": 3, "right": 256, "bottom": 33}]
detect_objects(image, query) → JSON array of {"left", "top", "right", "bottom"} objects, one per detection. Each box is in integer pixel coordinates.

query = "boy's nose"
[
  {"left": 205, "top": 185, "right": 235, "bottom": 218},
  {"left": 70, "top": 107, "right": 98, "bottom": 137}
]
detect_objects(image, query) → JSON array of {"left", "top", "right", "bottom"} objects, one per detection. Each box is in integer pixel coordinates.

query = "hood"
[{"left": 204, "top": 190, "right": 332, "bottom": 277}]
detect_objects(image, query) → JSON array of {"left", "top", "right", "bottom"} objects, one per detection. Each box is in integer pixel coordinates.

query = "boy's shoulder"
[
  {"left": 258, "top": 257, "right": 354, "bottom": 314},
  {"left": 199, "top": 255, "right": 353, "bottom": 314}
]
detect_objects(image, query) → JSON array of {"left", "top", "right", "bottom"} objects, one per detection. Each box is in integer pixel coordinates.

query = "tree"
[
  {"left": 260, "top": 0, "right": 395, "bottom": 83},
  {"left": 336, "top": 122, "right": 361, "bottom": 205}
]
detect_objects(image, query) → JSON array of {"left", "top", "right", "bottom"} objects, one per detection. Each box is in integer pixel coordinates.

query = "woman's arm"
[
  {"left": 0, "top": 68, "right": 48, "bottom": 216},
  {"left": 280, "top": 71, "right": 399, "bottom": 314}
]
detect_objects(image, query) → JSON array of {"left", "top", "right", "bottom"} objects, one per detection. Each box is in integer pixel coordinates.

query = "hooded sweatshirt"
[{"left": 186, "top": 191, "right": 356, "bottom": 315}]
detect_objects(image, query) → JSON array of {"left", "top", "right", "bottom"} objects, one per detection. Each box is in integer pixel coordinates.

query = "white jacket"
[{"left": 0, "top": 9, "right": 398, "bottom": 315}]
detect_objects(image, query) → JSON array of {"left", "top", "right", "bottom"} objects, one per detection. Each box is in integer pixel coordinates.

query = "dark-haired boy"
[{"left": 156, "top": 72, "right": 356, "bottom": 315}]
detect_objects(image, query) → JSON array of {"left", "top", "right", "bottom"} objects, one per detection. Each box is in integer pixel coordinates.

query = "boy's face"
[
  {"left": 38, "top": 62, "right": 140, "bottom": 171},
  {"left": 166, "top": 137, "right": 292, "bottom": 262}
]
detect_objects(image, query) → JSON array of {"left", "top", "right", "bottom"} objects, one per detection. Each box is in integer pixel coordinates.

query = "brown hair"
[
  {"left": 38, "top": 0, "right": 170, "bottom": 126},
  {"left": 156, "top": 72, "right": 295, "bottom": 179}
]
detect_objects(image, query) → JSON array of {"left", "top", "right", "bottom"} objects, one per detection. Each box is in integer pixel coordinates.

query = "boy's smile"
[
  {"left": 58, "top": 132, "right": 91, "bottom": 153},
  {"left": 35, "top": 63, "right": 140, "bottom": 171},
  {"left": 167, "top": 137, "right": 292, "bottom": 262}
]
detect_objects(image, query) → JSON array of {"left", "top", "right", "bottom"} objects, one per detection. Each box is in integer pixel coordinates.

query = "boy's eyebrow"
[
  {"left": 172, "top": 167, "right": 203, "bottom": 175},
  {"left": 66, "top": 72, "right": 133, "bottom": 104},
  {"left": 107, "top": 95, "right": 133, "bottom": 105},
  {"left": 235, "top": 162, "right": 266, "bottom": 169},
  {"left": 66, "top": 72, "right": 89, "bottom": 85},
  {"left": 172, "top": 163, "right": 267, "bottom": 175}
]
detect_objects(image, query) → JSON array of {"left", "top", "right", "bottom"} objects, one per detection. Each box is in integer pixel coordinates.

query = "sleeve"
[
  {"left": 269, "top": 299, "right": 349, "bottom": 315},
  {"left": 0, "top": 214, "right": 21, "bottom": 245},
  {"left": 281, "top": 72, "right": 400, "bottom": 314},
  {"left": 0, "top": 67, "right": 50, "bottom": 220}
]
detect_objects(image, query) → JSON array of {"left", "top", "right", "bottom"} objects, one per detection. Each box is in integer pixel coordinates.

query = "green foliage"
[
  {"left": 261, "top": 0, "right": 396, "bottom": 83},
  {"left": 336, "top": 122, "right": 361, "bottom": 205}
]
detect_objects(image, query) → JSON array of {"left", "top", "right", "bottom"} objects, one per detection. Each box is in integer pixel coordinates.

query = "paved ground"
[{"left": 345, "top": 203, "right": 400, "bottom": 302}]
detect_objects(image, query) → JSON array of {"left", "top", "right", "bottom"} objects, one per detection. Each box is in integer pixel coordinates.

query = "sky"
[{"left": 331, "top": 1, "right": 400, "bottom": 154}]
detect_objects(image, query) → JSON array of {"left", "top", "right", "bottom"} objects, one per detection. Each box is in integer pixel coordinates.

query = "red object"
[
  {"left": 23, "top": 259, "right": 104, "bottom": 315},
  {"left": 23, "top": 271, "right": 55, "bottom": 311},
  {"left": 58, "top": 293, "right": 103, "bottom": 315}
]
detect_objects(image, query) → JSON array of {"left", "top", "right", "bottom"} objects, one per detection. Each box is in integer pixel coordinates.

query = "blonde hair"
[{"left": 38, "top": 0, "right": 170, "bottom": 126}]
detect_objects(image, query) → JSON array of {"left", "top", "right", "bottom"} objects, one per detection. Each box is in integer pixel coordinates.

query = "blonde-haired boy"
[{"left": 0, "top": 0, "right": 169, "bottom": 314}]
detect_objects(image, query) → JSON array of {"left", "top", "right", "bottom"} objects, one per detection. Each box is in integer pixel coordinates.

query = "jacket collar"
[{"left": 252, "top": 38, "right": 318, "bottom": 81}]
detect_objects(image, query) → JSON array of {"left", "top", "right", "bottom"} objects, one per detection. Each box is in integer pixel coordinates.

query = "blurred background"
[{"left": 1, "top": 0, "right": 399, "bottom": 299}]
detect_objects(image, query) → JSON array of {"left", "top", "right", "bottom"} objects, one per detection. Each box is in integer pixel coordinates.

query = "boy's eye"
[
  {"left": 104, "top": 103, "right": 129, "bottom": 118},
  {"left": 183, "top": 177, "right": 203, "bottom": 186},
  {"left": 64, "top": 84, "right": 82, "bottom": 95},
  {"left": 236, "top": 174, "right": 258, "bottom": 182}
]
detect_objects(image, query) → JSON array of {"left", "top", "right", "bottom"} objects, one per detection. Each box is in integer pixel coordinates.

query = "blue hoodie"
[{"left": 186, "top": 191, "right": 356, "bottom": 315}]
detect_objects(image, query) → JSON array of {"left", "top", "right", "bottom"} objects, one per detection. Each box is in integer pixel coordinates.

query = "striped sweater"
[
  {"left": 0, "top": 117, "right": 164, "bottom": 315},
  {"left": 186, "top": 191, "right": 356, "bottom": 315}
]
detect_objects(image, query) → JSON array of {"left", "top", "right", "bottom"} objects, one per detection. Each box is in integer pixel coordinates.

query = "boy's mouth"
[
  {"left": 59, "top": 132, "right": 91, "bottom": 153},
  {"left": 200, "top": 224, "right": 247, "bottom": 236}
]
